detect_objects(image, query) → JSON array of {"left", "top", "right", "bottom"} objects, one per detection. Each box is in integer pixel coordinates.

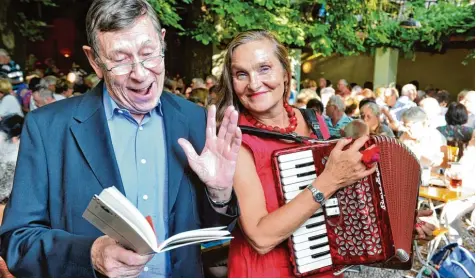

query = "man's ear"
[
  {"left": 82, "top": 46, "right": 104, "bottom": 79},
  {"left": 161, "top": 28, "right": 166, "bottom": 40}
]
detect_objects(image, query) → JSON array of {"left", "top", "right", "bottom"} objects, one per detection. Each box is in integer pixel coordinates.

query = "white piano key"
[
  {"left": 278, "top": 150, "right": 313, "bottom": 163},
  {"left": 294, "top": 235, "right": 328, "bottom": 252},
  {"left": 293, "top": 222, "right": 326, "bottom": 236},
  {"left": 292, "top": 227, "right": 325, "bottom": 244},
  {"left": 282, "top": 174, "right": 317, "bottom": 186},
  {"left": 325, "top": 198, "right": 338, "bottom": 207},
  {"left": 295, "top": 243, "right": 330, "bottom": 258},
  {"left": 283, "top": 179, "right": 315, "bottom": 193},
  {"left": 325, "top": 207, "right": 340, "bottom": 216},
  {"left": 285, "top": 189, "right": 302, "bottom": 200},
  {"left": 280, "top": 165, "right": 316, "bottom": 178},
  {"left": 297, "top": 256, "right": 333, "bottom": 273},
  {"left": 279, "top": 157, "right": 314, "bottom": 171},
  {"left": 296, "top": 252, "right": 331, "bottom": 266}
]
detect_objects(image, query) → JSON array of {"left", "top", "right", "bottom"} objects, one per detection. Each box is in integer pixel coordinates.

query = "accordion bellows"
[{"left": 272, "top": 135, "right": 421, "bottom": 276}]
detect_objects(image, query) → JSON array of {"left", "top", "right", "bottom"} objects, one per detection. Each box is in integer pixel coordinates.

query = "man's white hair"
[
  {"left": 328, "top": 95, "right": 345, "bottom": 112},
  {"left": 0, "top": 49, "right": 9, "bottom": 57},
  {"left": 401, "top": 84, "right": 417, "bottom": 97},
  {"left": 0, "top": 132, "right": 18, "bottom": 203}
]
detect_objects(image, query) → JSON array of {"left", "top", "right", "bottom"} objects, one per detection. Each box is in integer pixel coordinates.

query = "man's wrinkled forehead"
[{"left": 96, "top": 17, "right": 161, "bottom": 55}]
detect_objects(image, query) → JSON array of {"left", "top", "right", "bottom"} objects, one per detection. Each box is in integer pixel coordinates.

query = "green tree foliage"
[{"left": 148, "top": 0, "right": 474, "bottom": 57}]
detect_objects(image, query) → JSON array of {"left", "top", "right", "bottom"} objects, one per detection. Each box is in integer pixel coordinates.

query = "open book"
[{"left": 82, "top": 186, "right": 233, "bottom": 255}]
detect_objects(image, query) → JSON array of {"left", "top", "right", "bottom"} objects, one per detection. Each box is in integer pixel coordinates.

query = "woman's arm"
[{"left": 234, "top": 137, "right": 377, "bottom": 255}]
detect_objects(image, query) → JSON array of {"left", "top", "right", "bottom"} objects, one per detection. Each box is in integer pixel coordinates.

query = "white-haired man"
[
  {"left": 325, "top": 95, "right": 352, "bottom": 138},
  {"left": 390, "top": 83, "right": 417, "bottom": 122}
]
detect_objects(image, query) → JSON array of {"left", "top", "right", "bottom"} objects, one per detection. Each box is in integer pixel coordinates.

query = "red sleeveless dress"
[{"left": 228, "top": 113, "right": 334, "bottom": 278}]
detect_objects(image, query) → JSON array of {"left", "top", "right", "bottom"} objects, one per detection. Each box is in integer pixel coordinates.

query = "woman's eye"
[
  {"left": 236, "top": 72, "right": 247, "bottom": 80},
  {"left": 260, "top": 65, "right": 271, "bottom": 73}
]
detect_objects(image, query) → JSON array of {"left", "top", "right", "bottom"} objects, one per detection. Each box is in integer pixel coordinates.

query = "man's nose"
[{"left": 130, "top": 62, "right": 148, "bottom": 82}]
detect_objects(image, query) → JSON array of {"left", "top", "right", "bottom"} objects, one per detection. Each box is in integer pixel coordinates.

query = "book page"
[
  {"left": 99, "top": 187, "right": 157, "bottom": 248},
  {"left": 157, "top": 227, "right": 231, "bottom": 251},
  {"left": 158, "top": 237, "right": 233, "bottom": 253}
]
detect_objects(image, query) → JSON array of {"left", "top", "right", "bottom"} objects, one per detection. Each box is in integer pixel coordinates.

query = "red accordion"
[{"left": 272, "top": 135, "right": 421, "bottom": 276}]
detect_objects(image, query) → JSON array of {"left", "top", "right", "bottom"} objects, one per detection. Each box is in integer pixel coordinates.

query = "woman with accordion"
[{"left": 215, "top": 30, "right": 436, "bottom": 278}]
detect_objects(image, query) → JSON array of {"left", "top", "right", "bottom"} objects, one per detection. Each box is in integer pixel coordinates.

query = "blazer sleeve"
[
  {"left": 0, "top": 115, "right": 97, "bottom": 278},
  {"left": 194, "top": 107, "right": 239, "bottom": 232}
]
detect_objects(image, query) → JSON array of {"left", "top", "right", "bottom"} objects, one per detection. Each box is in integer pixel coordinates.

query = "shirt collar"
[{"left": 102, "top": 83, "right": 163, "bottom": 120}]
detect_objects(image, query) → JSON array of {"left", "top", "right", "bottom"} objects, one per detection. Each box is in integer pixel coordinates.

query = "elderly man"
[
  {"left": 325, "top": 95, "right": 352, "bottom": 138},
  {"left": 0, "top": 0, "right": 241, "bottom": 277},
  {"left": 205, "top": 75, "right": 217, "bottom": 89},
  {"left": 389, "top": 83, "right": 417, "bottom": 122}
]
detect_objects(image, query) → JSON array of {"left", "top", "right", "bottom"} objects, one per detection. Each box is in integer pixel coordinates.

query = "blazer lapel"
[
  {"left": 70, "top": 82, "right": 124, "bottom": 193},
  {"left": 161, "top": 93, "right": 189, "bottom": 214}
]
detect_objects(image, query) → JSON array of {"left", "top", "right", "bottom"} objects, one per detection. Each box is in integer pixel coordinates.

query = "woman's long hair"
[{"left": 215, "top": 30, "right": 292, "bottom": 125}]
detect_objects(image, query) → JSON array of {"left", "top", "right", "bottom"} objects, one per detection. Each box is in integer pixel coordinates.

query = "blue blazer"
[{"left": 0, "top": 83, "right": 238, "bottom": 277}]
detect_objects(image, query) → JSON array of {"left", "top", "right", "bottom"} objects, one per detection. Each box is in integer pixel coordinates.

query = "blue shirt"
[
  {"left": 325, "top": 114, "right": 353, "bottom": 138},
  {"left": 103, "top": 87, "right": 169, "bottom": 277}
]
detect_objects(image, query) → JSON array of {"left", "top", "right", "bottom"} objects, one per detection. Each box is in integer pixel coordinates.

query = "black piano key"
[
  {"left": 308, "top": 231, "right": 327, "bottom": 241},
  {"left": 297, "top": 171, "right": 316, "bottom": 177},
  {"left": 311, "top": 250, "right": 331, "bottom": 259},
  {"left": 309, "top": 212, "right": 324, "bottom": 219},
  {"left": 305, "top": 220, "right": 325, "bottom": 229},
  {"left": 299, "top": 185, "right": 307, "bottom": 190},
  {"left": 309, "top": 242, "right": 328, "bottom": 250},
  {"left": 295, "top": 162, "right": 315, "bottom": 168}
]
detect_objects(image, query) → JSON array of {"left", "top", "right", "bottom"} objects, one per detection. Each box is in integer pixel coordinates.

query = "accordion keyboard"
[{"left": 277, "top": 150, "right": 341, "bottom": 274}]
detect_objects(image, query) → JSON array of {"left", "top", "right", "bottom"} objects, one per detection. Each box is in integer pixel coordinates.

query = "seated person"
[
  {"left": 437, "top": 102, "right": 474, "bottom": 144},
  {"left": 306, "top": 98, "right": 324, "bottom": 115},
  {"left": 400, "top": 107, "right": 446, "bottom": 168},
  {"left": 359, "top": 101, "right": 395, "bottom": 137}
]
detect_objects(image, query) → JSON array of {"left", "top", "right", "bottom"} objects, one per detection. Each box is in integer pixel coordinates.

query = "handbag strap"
[{"left": 299, "top": 108, "right": 324, "bottom": 140}]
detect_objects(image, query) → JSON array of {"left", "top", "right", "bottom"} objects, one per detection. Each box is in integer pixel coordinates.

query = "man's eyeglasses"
[{"left": 94, "top": 50, "right": 165, "bottom": 76}]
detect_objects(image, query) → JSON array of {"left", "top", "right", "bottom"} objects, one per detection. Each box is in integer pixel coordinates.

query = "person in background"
[
  {"left": 344, "top": 97, "right": 359, "bottom": 118},
  {"left": 320, "top": 86, "right": 335, "bottom": 110},
  {"left": 205, "top": 75, "right": 217, "bottom": 90},
  {"left": 0, "top": 78, "right": 23, "bottom": 118},
  {"left": 308, "top": 80, "right": 317, "bottom": 92},
  {"left": 437, "top": 102, "right": 474, "bottom": 144},
  {"left": 460, "top": 90, "right": 476, "bottom": 129},
  {"left": 215, "top": 29, "right": 373, "bottom": 278},
  {"left": 325, "top": 95, "right": 353, "bottom": 138},
  {"left": 163, "top": 77, "right": 176, "bottom": 94},
  {"left": 294, "top": 88, "right": 319, "bottom": 109},
  {"left": 306, "top": 98, "right": 324, "bottom": 115},
  {"left": 55, "top": 78, "right": 74, "bottom": 99},
  {"left": 208, "top": 85, "right": 221, "bottom": 105},
  {"left": 399, "top": 107, "right": 446, "bottom": 168},
  {"left": 84, "top": 73, "right": 101, "bottom": 90},
  {"left": 287, "top": 78, "right": 297, "bottom": 105},
  {"left": 317, "top": 77, "right": 326, "bottom": 96},
  {"left": 436, "top": 90, "right": 450, "bottom": 115},
  {"left": 419, "top": 97, "right": 446, "bottom": 129},
  {"left": 336, "top": 79, "right": 351, "bottom": 98},
  {"left": 0, "top": 49, "right": 26, "bottom": 94},
  {"left": 343, "top": 119, "right": 369, "bottom": 139},
  {"left": 32, "top": 88, "right": 55, "bottom": 108},
  {"left": 189, "top": 87, "right": 209, "bottom": 107},
  {"left": 363, "top": 81, "right": 373, "bottom": 90},
  {"left": 360, "top": 101, "right": 394, "bottom": 137},
  {"left": 457, "top": 90, "right": 469, "bottom": 103},
  {"left": 390, "top": 83, "right": 417, "bottom": 122}
]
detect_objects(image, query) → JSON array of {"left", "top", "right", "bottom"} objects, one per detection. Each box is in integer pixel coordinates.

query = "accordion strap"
[
  {"left": 238, "top": 125, "right": 305, "bottom": 143},
  {"left": 299, "top": 108, "right": 324, "bottom": 140}
]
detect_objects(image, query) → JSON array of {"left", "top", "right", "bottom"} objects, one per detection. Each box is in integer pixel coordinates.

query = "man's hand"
[
  {"left": 178, "top": 105, "right": 242, "bottom": 201},
  {"left": 91, "top": 236, "right": 153, "bottom": 278},
  {"left": 415, "top": 209, "right": 437, "bottom": 241}
]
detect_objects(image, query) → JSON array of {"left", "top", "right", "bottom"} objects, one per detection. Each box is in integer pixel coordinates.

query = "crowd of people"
[{"left": 0, "top": 0, "right": 474, "bottom": 278}]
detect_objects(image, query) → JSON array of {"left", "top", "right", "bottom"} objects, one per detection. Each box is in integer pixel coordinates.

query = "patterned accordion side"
[{"left": 271, "top": 136, "right": 421, "bottom": 276}]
